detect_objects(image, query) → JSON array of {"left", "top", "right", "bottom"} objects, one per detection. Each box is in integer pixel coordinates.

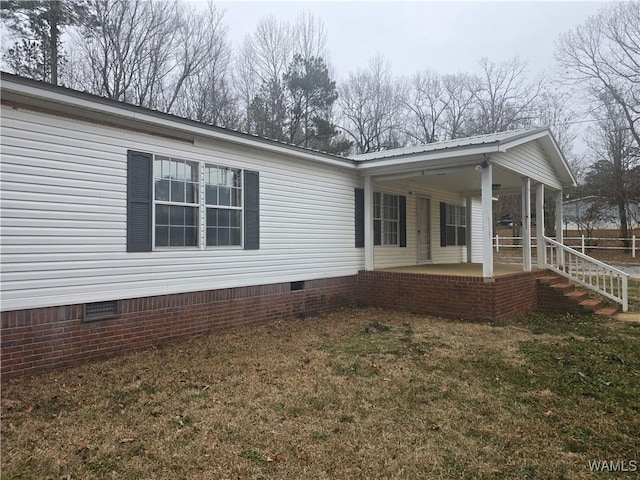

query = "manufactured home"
[
  {"left": 563, "top": 195, "right": 640, "bottom": 231},
  {"left": 0, "top": 73, "right": 628, "bottom": 378}
]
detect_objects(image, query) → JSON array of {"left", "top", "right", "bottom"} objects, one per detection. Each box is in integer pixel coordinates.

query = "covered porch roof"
[
  {"left": 353, "top": 128, "right": 576, "bottom": 195},
  {"left": 354, "top": 128, "right": 577, "bottom": 278}
]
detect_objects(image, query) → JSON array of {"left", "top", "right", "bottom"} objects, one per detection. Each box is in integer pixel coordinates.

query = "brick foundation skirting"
[
  {"left": 1, "top": 276, "right": 357, "bottom": 379},
  {"left": 1, "top": 269, "right": 553, "bottom": 379}
]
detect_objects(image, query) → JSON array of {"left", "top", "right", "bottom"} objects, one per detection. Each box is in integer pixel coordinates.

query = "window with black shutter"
[
  {"left": 127, "top": 150, "right": 259, "bottom": 251},
  {"left": 127, "top": 150, "right": 153, "bottom": 252},
  {"left": 354, "top": 188, "right": 364, "bottom": 248},
  {"left": 243, "top": 170, "right": 260, "bottom": 250}
]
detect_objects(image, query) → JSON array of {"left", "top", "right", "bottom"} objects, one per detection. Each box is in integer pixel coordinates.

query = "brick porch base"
[{"left": 356, "top": 269, "right": 548, "bottom": 322}]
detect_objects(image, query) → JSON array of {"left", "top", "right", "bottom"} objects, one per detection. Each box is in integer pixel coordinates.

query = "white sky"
[
  {"left": 213, "top": 1, "right": 608, "bottom": 80},
  {"left": 1, "top": 0, "right": 608, "bottom": 153}
]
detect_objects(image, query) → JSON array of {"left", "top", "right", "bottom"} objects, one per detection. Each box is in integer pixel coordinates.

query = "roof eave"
[
  {"left": 0, "top": 73, "right": 356, "bottom": 170},
  {"left": 355, "top": 143, "right": 500, "bottom": 175}
]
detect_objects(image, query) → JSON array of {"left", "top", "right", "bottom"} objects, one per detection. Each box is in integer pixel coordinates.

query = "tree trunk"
[
  {"left": 49, "top": 0, "right": 59, "bottom": 85},
  {"left": 619, "top": 201, "right": 630, "bottom": 247}
]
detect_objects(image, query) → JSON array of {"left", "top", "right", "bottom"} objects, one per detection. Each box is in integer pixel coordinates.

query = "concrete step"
[{"left": 595, "top": 307, "right": 619, "bottom": 317}]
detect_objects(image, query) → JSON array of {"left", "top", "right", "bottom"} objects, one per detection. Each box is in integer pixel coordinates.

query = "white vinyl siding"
[
  {"left": 0, "top": 106, "right": 363, "bottom": 311},
  {"left": 371, "top": 179, "right": 466, "bottom": 269},
  {"left": 493, "top": 142, "right": 562, "bottom": 190}
]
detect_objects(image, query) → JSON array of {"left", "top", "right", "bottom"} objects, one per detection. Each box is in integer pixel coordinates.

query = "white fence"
[{"left": 494, "top": 235, "right": 637, "bottom": 258}]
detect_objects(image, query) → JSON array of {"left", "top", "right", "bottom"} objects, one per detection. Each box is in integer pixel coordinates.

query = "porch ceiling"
[{"left": 376, "top": 163, "right": 525, "bottom": 197}]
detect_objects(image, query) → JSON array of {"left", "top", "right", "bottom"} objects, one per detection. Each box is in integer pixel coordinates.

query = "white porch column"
[
  {"left": 481, "top": 162, "right": 494, "bottom": 278},
  {"left": 536, "top": 183, "right": 545, "bottom": 269},
  {"left": 364, "top": 175, "right": 374, "bottom": 271},
  {"left": 521, "top": 178, "right": 532, "bottom": 272},
  {"left": 555, "top": 190, "right": 564, "bottom": 268}
]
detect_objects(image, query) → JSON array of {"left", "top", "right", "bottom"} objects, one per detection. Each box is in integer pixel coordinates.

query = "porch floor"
[{"left": 376, "top": 263, "right": 537, "bottom": 277}]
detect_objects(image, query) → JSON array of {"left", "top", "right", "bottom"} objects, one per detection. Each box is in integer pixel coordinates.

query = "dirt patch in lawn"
[{"left": 2, "top": 307, "right": 639, "bottom": 479}]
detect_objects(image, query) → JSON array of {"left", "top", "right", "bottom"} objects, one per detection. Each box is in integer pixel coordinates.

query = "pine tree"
[{"left": 1, "top": 0, "right": 88, "bottom": 84}]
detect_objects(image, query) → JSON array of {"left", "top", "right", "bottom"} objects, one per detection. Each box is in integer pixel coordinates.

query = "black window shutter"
[
  {"left": 244, "top": 170, "right": 260, "bottom": 250},
  {"left": 355, "top": 188, "right": 364, "bottom": 248},
  {"left": 399, "top": 195, "right": 407, "bottom": 247},
  {"left": 127, "top": 150, "right": 153, "bottom": 252},
  {"left": 440, "top": 202, "right": 447, "bottom": 247}
]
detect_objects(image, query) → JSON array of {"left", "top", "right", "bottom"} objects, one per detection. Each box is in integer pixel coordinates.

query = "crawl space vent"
[{"left": 84, "top": 300, "right": 118, "bottom": 321}]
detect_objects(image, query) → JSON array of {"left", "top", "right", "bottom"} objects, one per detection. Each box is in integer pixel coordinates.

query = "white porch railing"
[{"left": 543, "top": 236, "right": 629, "bottom": 313}]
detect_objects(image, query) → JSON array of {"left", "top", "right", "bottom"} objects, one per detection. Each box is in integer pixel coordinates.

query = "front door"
[{"left": 417, "top": 197, "right": 431, "bottom": 263}]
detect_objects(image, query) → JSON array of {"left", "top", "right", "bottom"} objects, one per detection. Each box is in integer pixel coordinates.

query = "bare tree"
[
  {"left": 74, "top": 0, "right": 222, "bottom": 113},
  {"left": 402, "top": 70, "right": 447, "bottom": 144},
  {"left": 338, "top": 55, "right": 403, "bottom": 153},
  {"left": 76, "top": 0, "right": 175, "bottom": 106},
  {"left": 403, "top": 58, "right": 547, "bottom": 147},
  {"left": 235, "top": 15, "right": 293, "bottom": 134},
  {"left": 236, "top": 12, "right": 330, "bottom": 135},
  {"left": 533, "top": 87, "right": 579, "bottom": 157},
  {"left": 172, "top": 4, "right": 238, "bottom": 128},
  {"left": 248, "top": 15, "right": 293, "bottom": 86},
  {"left": 293, "top": 11, "right": 327, "bottom": 62},
  {"left": 468, "top": 57, "right": 544, "bottom": 135},
  {"left": 161, "top": 3, "right": 226, "bottom": 113},
  {"left": 556, "top": 1, "right": 640, "bottom": 146},
  {"left": 441, "top": 73, "right": 477, "bottom": 139},
  {"left": 584, "top": 93, "right": 639, "bottom": 241},
  {"left": 235, "top": 38, "right": 260, "bottom": 132}
]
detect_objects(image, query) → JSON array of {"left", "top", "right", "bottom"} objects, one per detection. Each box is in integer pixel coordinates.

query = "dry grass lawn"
[{"left": 2, "top": 281, "right": 640, "bottom": 479}]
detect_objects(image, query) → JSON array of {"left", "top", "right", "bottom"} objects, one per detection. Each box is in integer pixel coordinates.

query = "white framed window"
[
  {"left": 152, "top": 156, "right": 242, "bottom": 248},
  {"left": 445, "top": 204, "right": 466, "bottom": 246},
  {"left": 374, "top": 192, "right": 399, "bottom": 246},
  {"left": 153, "top": 156, "right": 199, "bottom": 247},
  {"left": 205, "top": 165, "right": 242, "bottom": 247}
]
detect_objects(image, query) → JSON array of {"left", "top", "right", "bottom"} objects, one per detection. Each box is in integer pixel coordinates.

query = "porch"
[
  {"left": 355, "top": 128, "right": 573, "bottom": 279},
  {"left": 353, "top": 129, "right": 628, "bottom": 314}
]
